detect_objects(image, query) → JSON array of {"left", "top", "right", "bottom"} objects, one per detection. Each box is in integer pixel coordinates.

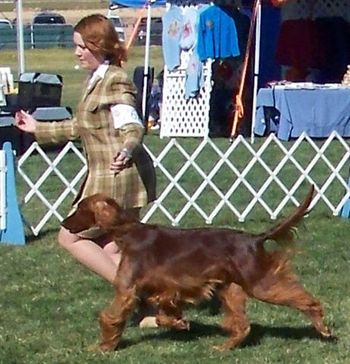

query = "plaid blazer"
[{"left": 35, "top": 65, "right": 156, "bottom": 212}]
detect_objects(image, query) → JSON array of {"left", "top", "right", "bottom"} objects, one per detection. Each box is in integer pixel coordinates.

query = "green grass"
[
  {"left": 1, "top": 47, "right": 164, "bottom": 113},
  {"left": 0, "top": 213, "right": 349, "bottom": 364},
  {"left": 1, "top": 1, "right": 109, "bottom": 12},
  {"left": 1, "top": 48, "right": 350, "bottom": 363}
]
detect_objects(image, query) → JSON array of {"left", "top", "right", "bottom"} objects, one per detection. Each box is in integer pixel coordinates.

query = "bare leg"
[
  {"left": 58, "top": 226, "right": 118, "bottom": 284},
  {"left": 103, "top": 241, "right": 121, "bottom": 267},
  {"left": 58, "top": 206, "right": 140, "bottom": 283}
]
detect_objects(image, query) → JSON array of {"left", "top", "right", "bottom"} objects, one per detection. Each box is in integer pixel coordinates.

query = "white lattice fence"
[
  {"left": 160, "top": 52, "right": 212, "bottom": 138},
  {"left": 18, "top": 142, "right": 87, "bottom": 235},
  {"left": 282, "top": 0, "right": 350, "bottom": 21},
  {"left": 16, "top": 133, "right": 350, "bottom": 236}
]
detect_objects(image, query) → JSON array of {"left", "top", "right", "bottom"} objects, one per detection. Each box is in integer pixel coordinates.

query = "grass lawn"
[
  {"left": 1, "top": 46, "right": 164, "bottom": 112},
  {"left": 0, "top": 48, "right": 350, "bottom": 363},
  {"left": 0, "top": 211, "right": 349, "bottom": 363}
]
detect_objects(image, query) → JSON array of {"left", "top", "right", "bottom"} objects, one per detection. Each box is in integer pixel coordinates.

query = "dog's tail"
[{"left": 257, "top": 185, "right": 315, "bottom": 247}]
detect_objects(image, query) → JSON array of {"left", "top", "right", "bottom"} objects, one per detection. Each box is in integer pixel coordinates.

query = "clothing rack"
[
  {"left": 160, "top": 2, "right": 213, "bottom": 138},
  {"left": 160, "top": 1, "right": 248, "bottom": 138}
]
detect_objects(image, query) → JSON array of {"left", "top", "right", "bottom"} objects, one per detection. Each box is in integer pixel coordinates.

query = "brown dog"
[{"left": 62, "top": 185, "right": 333, "bottom": 351}]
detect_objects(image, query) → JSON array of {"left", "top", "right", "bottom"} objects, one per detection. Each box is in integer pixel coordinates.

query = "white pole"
[
  {"left": 16, "top": 0, "right": 25, "bottom": 75},
  {"left": 0, "top": 151, "right": 6, "bottom": 231},
  {"left": 250, "top": 0, "right": 261, "bottom": 144},
  {"left": 141, "top": 0, "right": 152, "bottom": 123}
]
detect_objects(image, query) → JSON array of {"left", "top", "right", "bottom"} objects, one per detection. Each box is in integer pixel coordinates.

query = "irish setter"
[{"left": 62, "top": 185, "right": 333, "bottom": 351}]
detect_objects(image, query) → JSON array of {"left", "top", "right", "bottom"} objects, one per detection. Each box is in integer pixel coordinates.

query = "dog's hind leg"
[
  {"left": 215, "top": 283, "right": 251, "bottom": 351},
  {"left": 252, "top": 274, "right": 333, "bottom": 339},
  {"left": 98, "top": 284, "right": 137, "bottom": 351},
  {"left": 156, "top": 302, "right": 189, "bottom": 331}
]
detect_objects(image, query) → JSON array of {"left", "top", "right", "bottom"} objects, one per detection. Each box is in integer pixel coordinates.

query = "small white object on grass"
[{"left": 74, "top": 65, "right": 80, "bottom": 70}]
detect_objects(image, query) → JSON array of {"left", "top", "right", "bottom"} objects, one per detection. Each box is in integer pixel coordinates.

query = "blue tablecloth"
[{"left": 254, "top": 87, "right": 350, "bottom": 140}]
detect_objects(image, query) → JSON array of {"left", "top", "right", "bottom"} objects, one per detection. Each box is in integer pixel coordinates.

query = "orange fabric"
[
  {"left": 126, "top": 9, "right": 147, "bottom": 50},
  {"left": 230, "top": 0, "right": 259, "bottom": 138}
]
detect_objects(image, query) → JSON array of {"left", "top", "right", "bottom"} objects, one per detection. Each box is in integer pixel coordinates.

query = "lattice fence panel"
[
  {"left": 282, "top": 0, "right": 350, "bottom": 21},
  {"left": 160, "top": 51, "right": 212, "bottom": 138},
  {"left": 16, "top": 133, "right": 350, "bottom": 235},
  {"left": 17, "top": 142, "right": 87, "bottom": 236}
]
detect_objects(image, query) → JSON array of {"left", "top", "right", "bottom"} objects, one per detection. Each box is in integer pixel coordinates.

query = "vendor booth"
[
  {"left": 252, "top": 0, "right": 350, "bottom": 141},
  {"left": 111, "top": 0, "right": 350, "bottom": 141},
  {"left": 7, "top": 0, "right": 350, "bottom": 142},
  {"left": 111, "top": 0, "right": 252, "bottom": 138}
]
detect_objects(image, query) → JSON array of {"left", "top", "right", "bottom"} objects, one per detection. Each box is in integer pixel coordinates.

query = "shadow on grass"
[
  {"left": 243, "top": 324, "right": 336, "bottom": 348},
  {"left": 118, "top": 321, "right": 334, "bottom": 350},
  {"left": 118, "top": 321, "right": 224, "bottom": 349}
]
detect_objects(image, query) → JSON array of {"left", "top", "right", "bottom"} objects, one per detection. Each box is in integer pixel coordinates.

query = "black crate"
[
  {"left": 0, "top": 115, "right": 21, "bottom": 154},
  {"left": 18, "top": 73, "right": 62, "bottom": 111}
]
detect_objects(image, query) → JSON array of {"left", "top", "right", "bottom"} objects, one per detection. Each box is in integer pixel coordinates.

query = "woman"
[{"left": 15, "top": 15, "right": 156, "bottom": 295}]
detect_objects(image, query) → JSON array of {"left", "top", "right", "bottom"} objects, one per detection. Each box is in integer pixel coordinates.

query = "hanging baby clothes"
[
  {"left": 180, "top": 6, "right": 198, "bottom": 51},
  {"left": 185, "top": 52, "right": 204, "bottom": 99},
  {"left": 197, "top": 5, "right": 240, "bottom": 61},
  {"left": 162, "top": 5, "right": 184, "bottom": 71},
  {"left": 179, "top": 6, "right": 204, "bottom": 100}
]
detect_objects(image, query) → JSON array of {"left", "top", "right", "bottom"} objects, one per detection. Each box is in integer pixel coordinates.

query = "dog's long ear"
[{"left": 93, "top": 198, "right": 134, "bottom": 229}]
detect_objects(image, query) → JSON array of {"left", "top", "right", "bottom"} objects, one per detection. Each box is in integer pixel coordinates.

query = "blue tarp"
[{"left": 110, "top": 0, "right": 166, "bottom": 8}]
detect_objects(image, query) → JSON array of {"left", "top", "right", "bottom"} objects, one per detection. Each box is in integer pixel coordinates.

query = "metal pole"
[
  {"left": 0, "top": 151, "right": 6, "bottom": 231},
  {"left": 16, "top": 0, "right": 25, "bottom": 75},
  {"left": 250, "top": 0, "right": 261, "bottom": 144},
  {"left": 141, "top": 0, "right": 152, "bottom": 124}
]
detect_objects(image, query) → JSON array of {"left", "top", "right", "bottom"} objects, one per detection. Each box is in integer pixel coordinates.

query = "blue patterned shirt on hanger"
[
  {"left": 197, "top": 5, "right": 241, "bottom": 61},
  {"left": 162, "top": 5, "right": 184, "bottom": 71},
  {"left": 184, "top": 51, "right": 204, "bottom": 99}
]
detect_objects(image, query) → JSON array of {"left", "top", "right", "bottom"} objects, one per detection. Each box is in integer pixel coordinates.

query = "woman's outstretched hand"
[{"left": 15, "top": 110, "right": 37, "bottom": 133}]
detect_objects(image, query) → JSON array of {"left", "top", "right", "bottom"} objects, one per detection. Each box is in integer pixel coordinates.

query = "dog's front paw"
[
  {"left": 212, "top": 343, "right": 231, "bottom": 352},
  {"left": 174, "top": 318, "right": 190, "bottom": 331},
  {"left": 319, "top": 327, "right": 338, "bottom": 343},
  {"left": 99, "top": 342, "right": 118, "bottom": 352},
  {"left": 86, "top": 343, "right": 102, "bottom": 352},
  {"left": 86, "top": 342, "right": 117, "bottom": 352}
]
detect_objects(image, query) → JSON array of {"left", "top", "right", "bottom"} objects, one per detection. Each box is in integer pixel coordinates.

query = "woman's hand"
[
  {"left": 110, "top": 148, "right": 132, "bottom": 173},
  {"left": 14, "top": 110, "right": 37, "bottom": 133}
]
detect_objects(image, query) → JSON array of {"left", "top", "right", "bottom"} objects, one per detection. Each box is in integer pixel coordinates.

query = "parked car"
[
  {"left": 0, "top": 19, "right": 13, "bottom": 29},
  {"left": 137, "top": 17, "right": 162, "bottom": 46},
  {"left": 107, "top": 15, "right": 126, "bottom": 42},
  {"left": 32, "top": 12, "right": 66, "bottom": 25}
]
